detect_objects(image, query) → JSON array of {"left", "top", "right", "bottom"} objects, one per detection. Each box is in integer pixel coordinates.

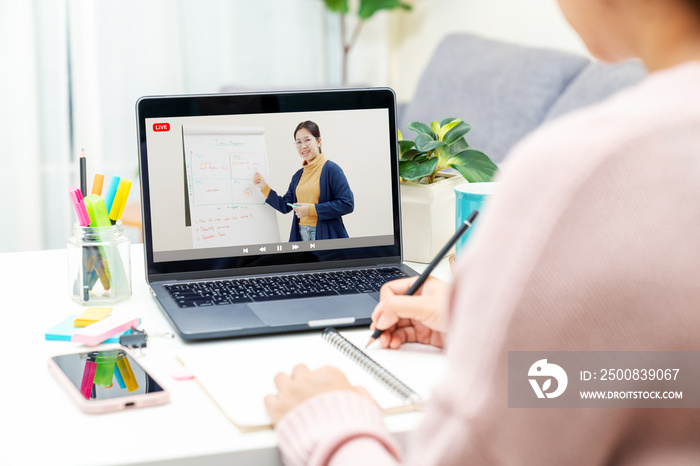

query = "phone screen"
[{"left": 51, "top": 349, "right": 165, "bottom": 400}]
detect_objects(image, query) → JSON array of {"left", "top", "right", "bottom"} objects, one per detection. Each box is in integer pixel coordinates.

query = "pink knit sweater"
[{"left": 275, "top": 62, "right": 700, "bottom": 466}]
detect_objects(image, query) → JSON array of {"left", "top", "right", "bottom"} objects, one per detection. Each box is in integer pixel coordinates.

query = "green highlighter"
[
  {"left": 84, "top": 195, "right": 111, "bottom": 227},
  {"left": 83, "top": 195, "right": 112, "bottom": 287}
]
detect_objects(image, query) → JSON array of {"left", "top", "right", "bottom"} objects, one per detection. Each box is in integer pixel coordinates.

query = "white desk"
[{"left": 0, "top": 245, "right": 450, "bottom": 466}]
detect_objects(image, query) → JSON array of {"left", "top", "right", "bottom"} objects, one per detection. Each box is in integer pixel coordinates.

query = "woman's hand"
[
  {"left": 292, "top": 203, "right": 312, "bottom": 218},
  {"left": 253, "top": 172, "right": 266, "bottom": 188},
  {"left": 370, "top": 276, "right": 449, "bottom": 349},
  {"left": 264, "top": 364, "right": 374, "bottom": 426}
]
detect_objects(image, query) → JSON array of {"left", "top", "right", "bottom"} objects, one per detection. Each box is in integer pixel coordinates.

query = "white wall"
[
  {"left": 0, "top": 0, "right": 588, "bottom": 253},
  {"left": 385, "top": 0, "right": 589, "bottom": 102}
]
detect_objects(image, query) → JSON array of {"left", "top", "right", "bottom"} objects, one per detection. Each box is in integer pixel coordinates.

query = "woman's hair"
[
  {"left": 294, "top": 120, "right": 322, "bottom": 153},
  {"left": 692, "top": 0, "right": 700, "bottom": 13}
]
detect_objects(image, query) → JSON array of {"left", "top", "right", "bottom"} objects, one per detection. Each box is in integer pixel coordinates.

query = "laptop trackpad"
[{"left": 249, "top": 294, "right": 377, "bottom": 327}]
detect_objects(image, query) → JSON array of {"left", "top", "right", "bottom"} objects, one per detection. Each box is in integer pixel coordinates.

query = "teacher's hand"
[
  {"left": 292, "top": 203, "right": 312, "bottom": 218},
  {"left": 264, "top": 364, "right": 374, "bottom": 426},
  {"left": 253, "top": 172, "right": 266, "bottom": 188},
  {"left": 370, "top": 276, "right": 448, "bottom": 349}
]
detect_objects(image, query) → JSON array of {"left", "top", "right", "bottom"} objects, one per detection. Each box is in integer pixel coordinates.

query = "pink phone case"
[{"left": 47, "top": 346, "right": 169, "bottom": 414}]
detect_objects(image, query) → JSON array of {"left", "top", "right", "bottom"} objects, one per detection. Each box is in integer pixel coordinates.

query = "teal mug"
[{"left": 454, "top": 182, "right": 498, "bottom": 256}]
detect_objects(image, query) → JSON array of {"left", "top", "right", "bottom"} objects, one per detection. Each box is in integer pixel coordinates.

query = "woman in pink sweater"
[{"left": 264, "top": 0, "right": 700, "bottom": 464}]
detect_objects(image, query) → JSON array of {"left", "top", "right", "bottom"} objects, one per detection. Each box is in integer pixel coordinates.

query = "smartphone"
[{"left": 48, "top": 347, "right": 169, "bottom": 413}]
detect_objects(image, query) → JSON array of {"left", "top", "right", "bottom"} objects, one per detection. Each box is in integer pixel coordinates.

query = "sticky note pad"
[
  {"left": 74, "top": 307, "right": 112, "bottom": 327},
  {"left": 45, "top": 315, "right": 132, "bottom": 343},
  {"left": 72, "top": 313, "right": 141, "bottom": 346}
]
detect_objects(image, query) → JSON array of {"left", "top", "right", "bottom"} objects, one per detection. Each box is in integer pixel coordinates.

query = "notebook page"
[{"left": 178, "top": 328, "right": 447, "bottom": 431}]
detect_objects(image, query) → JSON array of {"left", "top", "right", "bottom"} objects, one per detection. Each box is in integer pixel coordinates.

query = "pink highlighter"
[
  {"left": 69, "top": 186, "right": 91, "bottom": 226},
  {"left": 80, "top": 359, "right": 97, "bottom": 399}
]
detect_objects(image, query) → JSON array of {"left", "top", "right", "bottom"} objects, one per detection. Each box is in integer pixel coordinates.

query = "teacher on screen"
[{"left": 253, "top": 120, "right": 354, "bottom": 242}]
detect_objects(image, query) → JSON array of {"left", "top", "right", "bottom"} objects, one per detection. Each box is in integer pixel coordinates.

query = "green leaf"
[
  {"left": 398, "top": 139, "right": 415, "bottom": 156},
  {"left": 438, "top": 120, "right": 462, "bottom": 140},
  {"left": 358, "top": 0, "right": 411, "bottom": 19},
  {"left": 397, "top": 129, "right": 403, "bottom": 140},
  {"left": 446, "top": 148, "right": 499, "bottom": 182},
  {"left": 399, "top": 157, "right": 439, "bottom": 180},
  {"left": 437, "top": 137, "right": 468, "bottom": 165},
  {"left": 400, "top": 149, "right": 422, "bottom": 161},
  {"left": 407, "top": 121, "right": 435, "bottom": 138},
  {"left": 443, "top": 122, "right": 472, "bottom": 145},
  {"left": 414, "top": 133, "right": 446, "bottom": 153},
  {"left": 448, "top": 137, "right": 470, "bottom": 154},
  {"left": 413, "top": 153, "right": 430, "bottom": 163},
  {"left": 439, "top": 117, "right": 461, "bottom": 127},
  {"left": 430, "top": 120, "right": 440, "bottom": 134},
  {"left": 322, "top": 0, "right": 349, "bottom": 13}
]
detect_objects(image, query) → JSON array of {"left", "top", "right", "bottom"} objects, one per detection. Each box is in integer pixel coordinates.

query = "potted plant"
[
  {"left": 399, "top": 118, "right": 498, "bottom": 262},
  {"left": 322, "top": 0, "right": 412, "bottom": 86}
]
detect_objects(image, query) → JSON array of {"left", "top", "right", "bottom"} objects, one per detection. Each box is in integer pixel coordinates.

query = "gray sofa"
[{"left": 398, "top": 33, "right": 647, "bottom": 165}]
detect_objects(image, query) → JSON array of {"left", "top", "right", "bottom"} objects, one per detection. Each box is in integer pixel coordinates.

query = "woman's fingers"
[{"left": 376, "top": 294, "right": 442, "bottom": 331}]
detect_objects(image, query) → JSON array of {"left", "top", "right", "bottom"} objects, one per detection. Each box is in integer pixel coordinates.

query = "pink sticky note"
[{"left": 72, "top": 313, "right": 140, "bottom": 346}]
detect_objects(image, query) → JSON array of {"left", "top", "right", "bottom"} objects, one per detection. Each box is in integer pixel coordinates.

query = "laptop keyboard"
[{"left": 164, "top": 267, "right": 409, "bottom": 308}]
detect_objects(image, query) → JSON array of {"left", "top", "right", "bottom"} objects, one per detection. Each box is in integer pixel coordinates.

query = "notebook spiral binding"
[{"left": 322, "top": 327, "right": 422, "bottom": 406}]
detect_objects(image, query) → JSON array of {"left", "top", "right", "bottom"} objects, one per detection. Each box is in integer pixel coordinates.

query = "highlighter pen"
[
  {"left": 93, "top": 254, "right": 111, "bottom": 290},
  {"left": 94, "top": 350, "right": 120, "bottom": 388},
  {"left": 84, "top": 194, "right": 113, "bottom": 287},
  {"left": 108, "top": 178, "right": 132, "bottom": 224},
  {"left": 113, "top": 362, "right": 126, "bottom": 389},
  {"left": 80, "top": 359, "right": 97, "bottom": 400},
  {"left": 69, "top": 187, "right": 94, "bottom": 301},
  {"left": 91, "top": 173, "right": 105, "bottom": 196},
  {"left": 68, "top": 187, "right": 91, "bottom": 227},
  {"left": 80, "top": 149, "right": 87, "bottom": 197},
  {"left": 287, "top": 203, "right": 300, "bottom": 208},
  {"left": 84, "top": 194, "right": 112, "bottom": 227},
  {"left": 85, "top": 249, "right": 99, "bottom": 291},
  {"left": 116, "top": 354, "right": 139, "bottom": 393},
  {"left": 365, "top": 210, "right": 480, "bottom": 349},
  {"left": 104, "top": 175, "right": 121, "bottom": 214}
]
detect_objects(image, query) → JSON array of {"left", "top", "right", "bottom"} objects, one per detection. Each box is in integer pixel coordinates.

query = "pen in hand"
[{"left": 364, "top": 210, "right": 479, "bottom": 349}]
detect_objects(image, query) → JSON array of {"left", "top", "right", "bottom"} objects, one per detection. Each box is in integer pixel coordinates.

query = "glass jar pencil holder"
[{"left": 67, "top": 221, "right": 132, "bottom": 305}]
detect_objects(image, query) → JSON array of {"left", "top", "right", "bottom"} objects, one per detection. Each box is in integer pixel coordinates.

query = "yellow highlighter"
[
  {"left": 108, "top": 178, "right": 132, "bottom": 224},
  {"left": 74, "top": 307, "right": 112, "bottom": 327},
  {"left": 116, "top": 352, "right": 139, "bottom": 392}
]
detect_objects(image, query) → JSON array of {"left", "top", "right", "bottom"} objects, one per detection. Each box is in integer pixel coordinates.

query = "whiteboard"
[{"left": 182, "top": 125, "right": 280, "bottom": 248}]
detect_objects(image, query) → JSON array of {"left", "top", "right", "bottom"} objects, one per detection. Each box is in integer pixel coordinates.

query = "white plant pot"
[{"left": 400, "top": 173, "right": 464, "bottom": 263}]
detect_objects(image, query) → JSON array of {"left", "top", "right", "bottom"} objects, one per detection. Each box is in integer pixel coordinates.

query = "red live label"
[{"left": 153, "top": 123, "right": 170, "bottom": 132}]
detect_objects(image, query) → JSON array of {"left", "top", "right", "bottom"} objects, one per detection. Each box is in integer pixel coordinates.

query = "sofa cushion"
[
  {"left": 544, "top": 60, "right": 647, "bottom": 122},
  {"left": 399, "top": 33, "right": 590, "bottom": 164}
]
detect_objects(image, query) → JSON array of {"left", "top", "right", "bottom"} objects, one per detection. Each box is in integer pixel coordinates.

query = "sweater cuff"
[
  {"left": 261, "top": 184, "right": 271, "bottom": 198},
  {"left": 275, "top": 391, "right": 401, "bottom": 466},
  {"left": 309, "top": 204, "right": 317, "bottom": 217}
]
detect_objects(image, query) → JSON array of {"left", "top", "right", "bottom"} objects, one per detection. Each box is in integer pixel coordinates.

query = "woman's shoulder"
[
  {"left": 321, "top": 158, "right": 345, "bottom": 174},
  {"left": 504, "top": 62, "right": 700, "bottom": 181}
]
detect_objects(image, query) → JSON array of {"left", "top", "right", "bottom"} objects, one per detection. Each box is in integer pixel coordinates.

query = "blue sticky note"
[{"left": 45, "top": 315, "right": 132, "bottom": 343}]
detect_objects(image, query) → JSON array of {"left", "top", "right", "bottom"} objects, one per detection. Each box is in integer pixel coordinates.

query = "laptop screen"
[{"left": 137, "top": 89, "right": 402, "bottom": 279}]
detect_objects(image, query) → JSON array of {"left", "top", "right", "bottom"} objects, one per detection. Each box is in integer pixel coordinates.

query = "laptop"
[{"left": 136, "top": 88, "right": 417, "bottom": 340}]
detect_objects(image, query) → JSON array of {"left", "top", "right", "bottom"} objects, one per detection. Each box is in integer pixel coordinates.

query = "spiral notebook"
[{"left": 177, "top": 327, "right": 447, "bottom": 432}]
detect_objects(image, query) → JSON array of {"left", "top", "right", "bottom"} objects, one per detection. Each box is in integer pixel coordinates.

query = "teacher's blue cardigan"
[{"left": 265, "top": 160, "right": 354, "bottom": 241}]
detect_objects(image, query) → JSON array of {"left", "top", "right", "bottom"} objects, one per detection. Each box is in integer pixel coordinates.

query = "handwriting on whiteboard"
[
  {"left": 183, "top": 125, "right": 280, "bottom": 248},
  {"left": 190, "top": 152, "right": 266, "bottom": 207}
]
